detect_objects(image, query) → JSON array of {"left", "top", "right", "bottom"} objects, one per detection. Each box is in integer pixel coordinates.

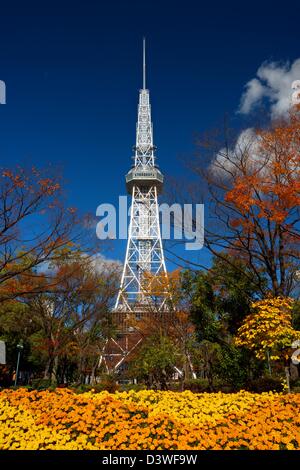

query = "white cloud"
[
  {"left": 211, "top": 127, "right": 263, "bottom": 177},
  {"left": 89, "top": 253, "right": 122, "bottom": 275},
  {"left": 239, "top": 79, "right": 267, "bottom": 115},
  {"left": 210, "top": 58, "right": 300, "bottom": 178},
  {"left": 239, "top": 58, "right": 300, "bottom": 119},
  {"left": 37, "top": 253, "right": 122, "bottom": 277}
]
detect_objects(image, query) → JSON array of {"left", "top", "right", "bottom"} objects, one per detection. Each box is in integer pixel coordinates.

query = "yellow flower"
[{"left": 0, "top": 388, "right": 299, "bottom": 450}]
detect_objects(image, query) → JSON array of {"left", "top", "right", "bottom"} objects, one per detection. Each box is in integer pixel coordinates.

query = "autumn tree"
[
  {"left": 0, "top": 298, "right": 35, "bottom": 383},
  {"left": 0, "top": 166, "right": 79, "bottom": 302},
  {"left": 128, "top": 270, "right": 197, "bottom": 386},
  {"left": 235, "top": 297, "right": 300, "bottom": 392},
  {"left": 174, "top": 106, "right": 300, "bottom": 296},
  {"left": 22, "top": 253, "right": 120, "bottom": 384}
]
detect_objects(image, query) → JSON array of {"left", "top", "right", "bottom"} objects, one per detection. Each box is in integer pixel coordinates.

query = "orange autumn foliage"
[
  {"left": 202, "top": 107, "right": 300, "bottom": 296},
  {"left": 225, "top": 111, "right": 300, "bottom": 226}
]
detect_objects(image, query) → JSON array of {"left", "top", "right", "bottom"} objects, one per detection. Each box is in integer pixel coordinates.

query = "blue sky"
[{"left": 0, "top": 0, "right": 299, "bottom": 270}]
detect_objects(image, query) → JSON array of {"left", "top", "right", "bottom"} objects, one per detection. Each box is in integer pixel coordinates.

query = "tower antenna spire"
[
  {"left": 143, "top": 37, "right": 146, "bottom": 89},
  {"left": 106, "top": 39, "right": 168, "bottom": 376}
]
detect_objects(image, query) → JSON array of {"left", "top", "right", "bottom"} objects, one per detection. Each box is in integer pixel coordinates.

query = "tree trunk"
[
  {"left": 207, "top": 360, "right": 214, "bottom": 391},
  {"left": 285, "top": 366, "right": 291, "bottom": 394},
  {"left": 266, "top": 350, "right": 272, "bottom": 376},
  {"left": 187, "top": 352, "right": 197, "bottom": 379},
  {"left": 44, "top": 358, "right": 51, "bottom": 380},
  {"left": 51, "top": 354, "right": 59, "bottom": 385},
  {"left": 91, "top": 358, "right": 98, "bottom": 385}
]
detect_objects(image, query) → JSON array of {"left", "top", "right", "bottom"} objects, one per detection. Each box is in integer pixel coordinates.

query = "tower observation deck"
[{"left": 103, "top": 40, "right": 169, "bottom": 374}]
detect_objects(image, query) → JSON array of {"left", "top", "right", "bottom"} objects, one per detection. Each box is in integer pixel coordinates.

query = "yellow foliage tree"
[
  {"left": 235, "top": 297, "right": 300, "bottom": 391},
  {"left": 142, "top": 268, "right": 181, "bottom": 303},
  {"left": 235, "top": 297, "right": 300, "bottom": 360}
]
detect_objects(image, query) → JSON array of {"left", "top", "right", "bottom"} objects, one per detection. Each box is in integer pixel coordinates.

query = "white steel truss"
[
  {"left": 134, "top": 89, "right": 155, "bottom": 167},
  {"left": 115, "top": 185, "right": 168, "bottom": 312},
  {"left": 114, "top": 40, "right": 168, "bottom": 315}
]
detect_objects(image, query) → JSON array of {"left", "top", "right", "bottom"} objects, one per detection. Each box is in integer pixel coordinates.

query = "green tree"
[
  {"left": 182, "top": 254, "right": 262, "bottom": 343},
  {"left": 130, "top": 334, "right": 181, "bottom": 390},
  {"left": 181, "top": 257, "right": 264, "bottom": 389}
]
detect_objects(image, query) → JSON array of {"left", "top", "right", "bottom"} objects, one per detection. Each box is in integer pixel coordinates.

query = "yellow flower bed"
[{"left": 0, "top": 388, "right": 299, "bottom": 450}]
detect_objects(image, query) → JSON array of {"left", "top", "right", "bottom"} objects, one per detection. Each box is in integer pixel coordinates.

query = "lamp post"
[{"left": 14, "top": 341, "right": 24, "bottom": 387}]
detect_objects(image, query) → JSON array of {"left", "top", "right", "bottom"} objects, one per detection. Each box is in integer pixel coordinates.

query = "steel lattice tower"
[{"left": 104, "top": 40, "right": 169, "bottom": 373}]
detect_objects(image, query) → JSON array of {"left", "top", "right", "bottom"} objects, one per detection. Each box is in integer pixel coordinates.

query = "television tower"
[{"left": 104, "top": 40, "right": 169, "bottom": 373}]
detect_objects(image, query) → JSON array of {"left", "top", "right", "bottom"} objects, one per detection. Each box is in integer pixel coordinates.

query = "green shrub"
[
  {"left": 211, "top": 377, "right": 234, "bottom": 393},
  {"left": 183, "top": 377, "right": 236, "bottom": 393},
  {"left": 168, "top": 382, "right": 182, "bottom": 392},
  {"left": 30, "top": 378, "right": 57, "bottom": 390},
  {"left": 246, "top": 376, "right": 283, "bottom": 393},
  {"left": 213, "top": 345, "right": 250, "bottom": 391},
  {"left": 120, "top": 383, "right": 146, "bottom": 392},
  {"left": 71, "top": 383, "right": 92, "bottom": 393},
  {"left": 183, "top": 378, "right": 211, "bottom": 392},
  {"left": 91, "top": 381, "right": 119, "bottom": 393},
  {"left": 72, "top": 374, "right": 119, "bottom": 394},
  {"left": 291, "top": 378, "right": 300, "bottom": 393}
]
